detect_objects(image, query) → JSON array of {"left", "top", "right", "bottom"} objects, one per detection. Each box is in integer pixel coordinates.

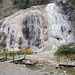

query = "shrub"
[
  {"left": 54, "top": 45, "right": 74, "bottom": 57},
  {"left": 25, "top": 50, "right": 33, "bottom": 54},
  {"left": 19, "top": 46, "right": 33, "bottom": 54}
]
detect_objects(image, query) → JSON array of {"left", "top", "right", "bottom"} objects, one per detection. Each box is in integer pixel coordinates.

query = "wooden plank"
[
  {"left": 10, "top": 57, "right": 24, "bottom": 62},
  {"left": 0, "top": 58, "right": 7, "bottom": 62},
  {"left": 13, "top": 53, "right": 15, "bottom": 63},
  {"left": 5, "top": 52, "right": 7, "bottom": 61},
  {"left": 14, "top": 58, "right": 24, "bottom": 61},
  {"left": 59, "top": 64, "right": 75, "bottom": 67}
]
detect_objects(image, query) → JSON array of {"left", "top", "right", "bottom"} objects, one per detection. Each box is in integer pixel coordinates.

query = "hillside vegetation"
[
  {"left": 0, "top": 0, "right": 75, "bottom": 20},
  {"left": 12, "top": 0, "right": 30, "bottom": 9},
  {"left": 12, "top": 0, "right": 75, "bottom": 9}
]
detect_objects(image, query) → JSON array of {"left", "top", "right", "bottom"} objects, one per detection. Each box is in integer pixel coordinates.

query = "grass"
[
  {"left": 0, "top": 53, "right": 5, "bottom": 56},
  {"left": 0, "top": 53, "right": 17, "bottom": 57}
]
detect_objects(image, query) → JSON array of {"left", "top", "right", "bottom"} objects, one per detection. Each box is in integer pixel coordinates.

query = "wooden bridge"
[
  {"left": 0, "top": 50, "right": 26, "bottom": 64},
  {"left": 10, "top": 57, "right": 25, "bottom": 64}
]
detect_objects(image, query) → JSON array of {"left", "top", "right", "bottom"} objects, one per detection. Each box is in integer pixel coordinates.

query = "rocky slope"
[
  {"left": 0, "top": 0, "right": 18, "bottom": 20},
  {"left": 0, "top": 1, "right": 74, "bottom": 51}
]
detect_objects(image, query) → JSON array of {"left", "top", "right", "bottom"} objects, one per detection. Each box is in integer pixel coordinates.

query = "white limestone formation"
[{"left": 0, "top": 3, "right": 74, "bottom": 51}]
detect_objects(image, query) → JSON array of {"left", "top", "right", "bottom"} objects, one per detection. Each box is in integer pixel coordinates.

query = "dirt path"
[
  {"left": 25, "top": 50, "right": 57, "bottom": 64},
  {"left": 0, "top": 61, "right": 50, "bottom": 75}
]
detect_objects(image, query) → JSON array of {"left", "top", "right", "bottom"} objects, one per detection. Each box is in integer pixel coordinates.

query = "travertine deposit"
[{"left": 0, "top": 3, "right": 74, "bottom": 51}]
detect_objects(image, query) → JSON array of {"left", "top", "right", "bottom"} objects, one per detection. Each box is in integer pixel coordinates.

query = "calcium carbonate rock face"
[{"left": 0, "top": 3, "right": 74, "bottom": 51}]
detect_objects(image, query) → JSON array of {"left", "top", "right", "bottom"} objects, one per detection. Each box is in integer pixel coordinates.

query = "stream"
[{"left": 26, "top": 63, "right": 75, "bottom": 75}]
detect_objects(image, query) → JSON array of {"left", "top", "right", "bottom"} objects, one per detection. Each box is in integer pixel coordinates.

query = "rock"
[
  {"left": 25, "top": 60, "right": 31, "bottom": 65},
  {"left": 30, "top": 60, "right": 38, "bottom": 65},
  {"left": 30, "top": 46, "right": 43, "bottom": 53},
  {"left": 25, "top": 60, "right": 37, "bottom": 65}
]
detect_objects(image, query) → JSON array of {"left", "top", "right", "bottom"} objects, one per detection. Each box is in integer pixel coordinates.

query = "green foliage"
[
  {"left": 55, "top": 45, "right": 75, "bottom": 57},
  {"left": 12, "top": 0, "right": 30, "bottom": 9}
]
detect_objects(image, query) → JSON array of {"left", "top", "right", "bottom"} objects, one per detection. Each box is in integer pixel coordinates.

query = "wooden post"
[
  {"left": 24, "top": 52, "right": 25, "bottom": 59},
  {"left": 10, "top": 52, "right": 12, "bottom": 57},
  {"left": 5, "top": 52, "right": 7, "bottom": 61},
  {"left": 19, "top": 52, "right": 20, "bottom": 58},
  {"left": 13, "top": 53, "right": 15, "bottom": 63}
]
